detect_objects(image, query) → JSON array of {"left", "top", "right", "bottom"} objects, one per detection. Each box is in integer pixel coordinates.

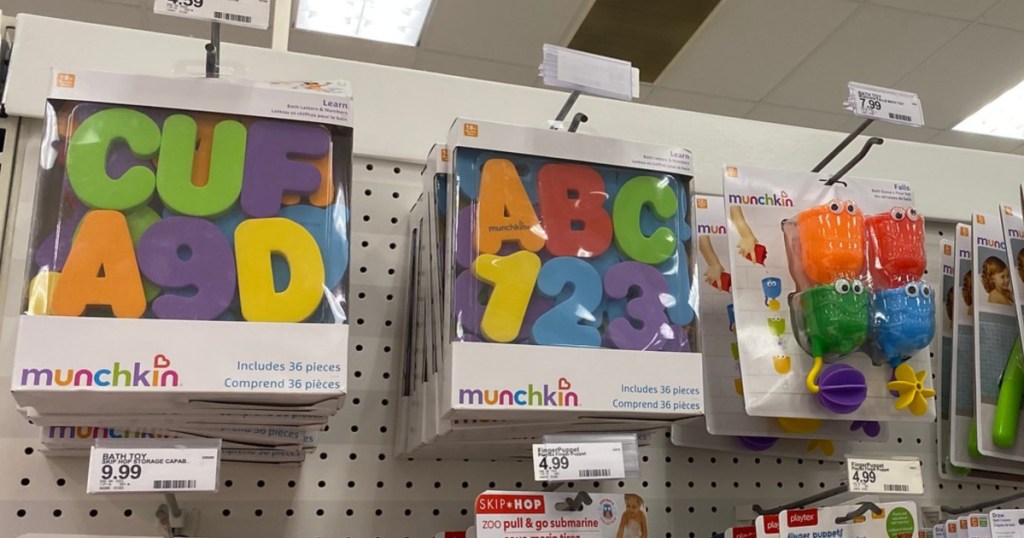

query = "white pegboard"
[{"left": 0, "top": 116, "right": 1021, "bottom": 538}]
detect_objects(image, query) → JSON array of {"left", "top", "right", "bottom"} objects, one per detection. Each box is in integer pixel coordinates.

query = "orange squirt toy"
[
  {"left": 794, "top": 199, "right": 865, "bottom": 284},
  {"left": 865, "top": 206, "right": 925, "bottom": 288}
]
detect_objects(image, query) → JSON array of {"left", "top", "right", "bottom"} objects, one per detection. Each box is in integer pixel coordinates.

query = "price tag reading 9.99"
[{"left": 101, "top": 464, "right": 143, "bottom": 481}]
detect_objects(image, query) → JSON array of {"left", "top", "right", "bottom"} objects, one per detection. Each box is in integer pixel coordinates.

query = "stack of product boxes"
[
  {"left": 9, "top": 71, "right": 354, "bottom": 464},
  {"left": 397, "top": 119, "right": 705, "bottom": 457}
]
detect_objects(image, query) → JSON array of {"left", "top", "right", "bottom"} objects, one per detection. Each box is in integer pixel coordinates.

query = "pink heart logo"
[
  {"left": 557, "top": 377, "right": 571, "bottom": 390},
  {"left": 153, "top": 354, "right": 171, "bottom": 368}
]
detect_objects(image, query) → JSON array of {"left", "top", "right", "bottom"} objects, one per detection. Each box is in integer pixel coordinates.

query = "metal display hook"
[
  {"left": 205, "top": 22, "right": 221, "bottom": 79},
  {"left": 810, "top": 116, "right": 884, "bottom": 187},
  {"left": 554, "top": 491, "right": 593, "bottom": 512},
  {"left": 550, "top": 90, "right": 588, "bottom": 133},
  {"left": 751, "top": 484, "right": 848, "bottom": 516},
  {"left": 835, "top": 501, "right": 883, "bottom": 524},
  {"left": 941, "top": 489, "right": 1024, "bottom": 516},
  {"left": 156, "top": 492, "right": 186, "bottom": 537}
]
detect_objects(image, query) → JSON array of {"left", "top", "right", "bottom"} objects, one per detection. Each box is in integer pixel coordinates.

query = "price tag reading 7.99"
[{"left": 532, "top": 442, "right": 626, "bottom": 482}]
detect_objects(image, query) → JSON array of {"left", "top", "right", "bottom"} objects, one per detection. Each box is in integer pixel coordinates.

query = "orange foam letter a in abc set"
[
  {"left": 476, "top": 159, "right": 544, "bottom": 254},
  {"left": 51, "top": 210, "right": 147, "bottom": 318}
]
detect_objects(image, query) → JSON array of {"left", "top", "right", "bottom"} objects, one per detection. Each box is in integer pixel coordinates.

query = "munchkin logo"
[
  {"left": 697, "top": 224, "right": 727, "bottom": 235},
  {"left": 487, "top": 221, "right": 530, "bottom": 233},
  {"left": 944, "top": 264, "right": 954, "bottom": 276},
  {"left": 959, "top": 249, "right": 971, "bottom": 259},
  {"left": 1009, "top": 229, "right": 1024, "bottom": 239},
  {"left": 727, "top": 191, "right": 794, "bottom": 207},
  {"left": 21, "top": 354, "right": 179, "bottom": 388},
  {"left": 977, "top": 236, "right": 1007, "bottom": 250},
  {"left": 458, "top": 377, "right": 579, "bottom": 407}
]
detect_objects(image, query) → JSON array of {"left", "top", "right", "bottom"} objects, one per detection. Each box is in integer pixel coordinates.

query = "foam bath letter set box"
[
  {"left": 442, "top": 118, "right": 703, "bottom": 421},
  {"left": 11, "top": 71, "right": 354, "bottom": 414}
]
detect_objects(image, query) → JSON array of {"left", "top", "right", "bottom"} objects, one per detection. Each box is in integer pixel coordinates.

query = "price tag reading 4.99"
[
  {"left": 532, "top": 442, "right": 626, "bottom": 482},
  {"left": 87, "top": 442, "right": 220, "bottom": 494},
  {"left": 846, "top": 456, "right": 924, "bottom": 495}
]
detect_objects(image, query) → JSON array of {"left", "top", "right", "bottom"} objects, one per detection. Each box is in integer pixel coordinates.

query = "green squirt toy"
[{"left": 791, "top": 278, "right": 871, "bottom": 414}]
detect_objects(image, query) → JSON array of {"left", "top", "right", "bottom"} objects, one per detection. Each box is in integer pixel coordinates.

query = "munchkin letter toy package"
[
  {"left": 11, "top": 70, "right": 353, "bottom": 415},
  {"left": 443, "top": 118, "right": 702, "bottom": 420},
  {"left": 722, "top": 165, "right": 935, "bottom": 422}
]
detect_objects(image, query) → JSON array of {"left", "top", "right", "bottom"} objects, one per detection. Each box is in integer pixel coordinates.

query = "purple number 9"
[
  {"left": 137, "top": 216, "right": 236, "bottom": 320},
  {"left": 604, "top": 261, "right": 674, "bottom": 350}
]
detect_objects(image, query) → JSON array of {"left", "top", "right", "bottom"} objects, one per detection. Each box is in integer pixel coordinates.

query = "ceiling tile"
[
  {"left": 866, "top": 0, "right": 999, "bottom": 20},
  {"left": 979, "top": 0, "right": 1024, "bottom": 32},
  {"left": 645, "top": 88, "right": 755, "bottom": 117},
  {"left": 656, "top": 0, "right": 858, "bottom": 101},
  {"left": 928, "top": 130, "right": 1024, "bottom": 153},
  {"left": 3, "top": 0, "right": 145, "bottom": 28},
  {"left": 765, "top": 4, "right": 966, "bottom": 112},
  {"left": 746, "top": 103, "right": 851, "bottom": 131},
  {"left": 837, "top": 117, "right": 940, "bottom": 143},
  {"left": 413, "top": 51, "right": 540, "bottom": 86},
  {"left": 895, "top": 24, "right": 1024, "bottom": 130},
  {"left": 419, "top": 0, "right": 587, "bottom": 66},
  {"left": 289, "top": 31, "right": 418, "bottom": 68}
]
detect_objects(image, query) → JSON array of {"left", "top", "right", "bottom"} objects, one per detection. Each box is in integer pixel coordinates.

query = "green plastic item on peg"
[
  {"left": 124, "top": 206, "right": 162, "bottom": 301},
  {"left": 156, "top": 114, "right": 246, "bottom": 217},
  {"left": 612, "top": 175, "right": 677, "bottom": 264},
  {"left": 65, "top": 108, "right": 161, "bottom": 210}
]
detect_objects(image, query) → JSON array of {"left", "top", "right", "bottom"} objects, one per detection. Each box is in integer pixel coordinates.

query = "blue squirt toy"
[{"left": 870, "top": 281, "right": 935, "bottom": 368}]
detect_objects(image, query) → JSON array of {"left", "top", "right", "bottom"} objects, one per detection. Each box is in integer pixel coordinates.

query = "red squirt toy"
[{"left": 865, "top": 206, "right": 925, "bottom": 288}]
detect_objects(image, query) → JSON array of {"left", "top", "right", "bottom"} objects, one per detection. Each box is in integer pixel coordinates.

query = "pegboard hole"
[
  {"left": 255, "top": 509, "right": 263, "bottom": 517},
  {"left": 389, "top": 242, "right": 397, "bottom": 250},
  {"left": 224, "top": 479, "right": 233, "bottom": 488},
  {"left": 318, "top": 480, "right": 327, "bottom": 488},
  {"left": 366, "top": 164, "right": 374, "bottom": 171},
  {"left": 317, "top": 508, "right": 325, "bottom": 516},
  {"left": 393, "top": 167, "right": 402, "bottom": 174},
  {"left": 432, "top": 509, "right": 440, "bottom": 516},
  {"left": 52, "top": 509, "right": 62, "bottom": 517},
  {"left": 124, "top": 509, "right": 133, "bottom": 517},
  {"left": 393, "top": 192, "right": 400, "bottom": 198},
  {"left": 349, "top": 481, "right": 357, "bottom": 488},
  {"left": 376, "top": 509, "right": 384, "bottom": 516},
  {"left": 257, "top": 480, "right": 265, "bottom": 488},
  {"left": 17, "top": 509, "right": 26, "bottom": 517},
  {"left": 320, "top": 452, "right": 328, "bottom": 460},
  {"left": 288, "top": 480, "right": 296, "bottom": 488},
  {"left": 222, "top": 509, "right": 231, "bottom": 517},
  {"left": 24, "top": 447, "right": 33, "bottom": 455},
  {"left": 20, "top": 478, "right": 28, "bottom": 486},
  {"left": 287, "top": 509, "right": 295, "bottom": 517},
  {"left": 89, "top": 509, "right": 98, "bottom": 517}
]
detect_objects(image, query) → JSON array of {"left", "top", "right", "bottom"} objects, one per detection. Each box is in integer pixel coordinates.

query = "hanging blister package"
[
  {"left": 779, "top": 502, "right": 918, "bottom": 538},
  {"left": 990, "top": 509, "right": 1024, "bottom": 538},
  {"left": 11, "top": 70, "right": 353, "bottom": 414},
  {"left": 939, "top": 235, "right": 1024, "bottom": 481},
  {"left": 972, "top": 207, "right": 1024, "bottom": 463},
  {"left": 474, "top": 490, "right": 633, "bottom": 538},
  {"left": 695, "top": 195, "right": 885, "bottom": 443},
  {"left": 722, "top": 165, "right": 934, "bottom": 421},
  {"left": 443, "top": 118, "right": 702, "bottom": 420}
]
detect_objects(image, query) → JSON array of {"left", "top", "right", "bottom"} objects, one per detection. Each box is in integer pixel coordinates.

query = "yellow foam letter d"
[{"left": 235, "top": 218, "right": 325, "bottom": 322}]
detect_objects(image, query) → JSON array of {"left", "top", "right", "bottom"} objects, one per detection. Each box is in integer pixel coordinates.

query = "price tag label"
[
  {"left": 532, "top": 442, "right": 625, "bottom": 482},
  {"left": 541, "top": 44, "right": 640, "bottom": 101},
  {"left": 154, "top": 0, "right": 270, "bottom": 29},
  {"left": 87, "top": 439, "right": 220, "bottom": 494},
  {"left": 846, "top": 81, "right": 925, "bottom": 126},
  {"left": 846, "top": 456, "right": 923, "bottom": 495}
]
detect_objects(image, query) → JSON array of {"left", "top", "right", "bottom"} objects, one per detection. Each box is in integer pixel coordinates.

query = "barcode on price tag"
[
  {"left": 87, "top": 439, "right": 220, "bottom": 494},
  {"left": 846, "top": 456, "right": 923, "bottom": 495},
  {"left": 846, "top": 81, "right": 925, "bottom": 127},
  {"left": 532, "top": 442, "right": 626, "bottom": 482},
  {"left": 154, "top": 0, "right": 270, "bottom": 29}
]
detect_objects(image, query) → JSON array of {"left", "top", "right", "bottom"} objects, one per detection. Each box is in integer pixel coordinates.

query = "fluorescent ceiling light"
[
  {"left": 954, "top": 79, "right": 1024, "bottom": 139},
  {"left": 296, "top": 0, "right": 433, "bottom": 47}
]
